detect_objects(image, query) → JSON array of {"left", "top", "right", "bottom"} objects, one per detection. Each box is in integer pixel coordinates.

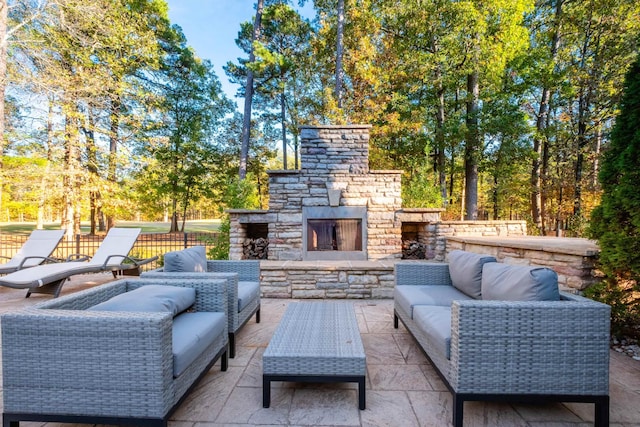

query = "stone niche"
[{"left": 228, "top": 125, "right": 403, "bottom": 261}]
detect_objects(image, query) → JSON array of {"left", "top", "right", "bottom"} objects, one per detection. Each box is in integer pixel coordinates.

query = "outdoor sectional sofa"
[
  {"left": 142, "top": 246, "right": 261, "bottom": 358},
  {"left": 1, "top": 277, "right": 229, "bottom": 427},
  {"left": 394, "top": 250, "right": 611, "bottom": 427}
]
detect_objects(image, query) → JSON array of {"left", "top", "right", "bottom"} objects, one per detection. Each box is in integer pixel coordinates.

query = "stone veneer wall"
[
  {"left": 427, "top": 220, "right": 527, "bottom": 261},
  {"left": 260, "top": 261, "right": 396, "bottom": 299},
  {"left": 267, "top": 125, "right": 403, "bottom": 261}
]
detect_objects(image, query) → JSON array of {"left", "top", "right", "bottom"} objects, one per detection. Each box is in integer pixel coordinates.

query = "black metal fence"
[{"left": 0, "top": 231, "right": 220, "bottom": 271}]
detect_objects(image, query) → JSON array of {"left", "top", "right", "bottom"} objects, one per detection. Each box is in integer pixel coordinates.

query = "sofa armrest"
[
  {"left": 395, "top": 262, "right": 452, "bottom": 287},
  {"left": 449, "top": 297, "right": 610, "bottom": 395},
  {"left": 1, "top": 309, "right": 175, "bottom": 415}
]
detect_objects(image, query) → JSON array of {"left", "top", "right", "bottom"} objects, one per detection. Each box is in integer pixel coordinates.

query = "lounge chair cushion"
[
  {"left": 394, "top": 285, "right": 471, "bottom": 318},
  {"left": 172, "top": 312, "right": 226, "bottom": 377},
  {"left": 238, "top": 281, "right": 260, "bottom": 313},
  {"left": 481, "top": 263, "right": 560, "bottom": 301},
  {"left": 448, "top": 250, "right": 496, "bottom": 299},
  {"left": 164, "top": 246, "right": 207, "bottom": 273},
  {"left": 88, "top": 285, "right": 196, "bottom": 316},
  {"left": 413, "top": 305, "right": 452, "bottom": 360}
]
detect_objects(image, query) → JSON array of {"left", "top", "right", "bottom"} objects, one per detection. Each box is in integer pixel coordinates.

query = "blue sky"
[{"left": 165, "top": 1, "right": 315, "bottom": 107}]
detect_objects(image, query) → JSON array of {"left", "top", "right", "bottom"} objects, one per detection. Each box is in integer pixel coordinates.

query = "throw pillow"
[
  {"left": 481, "top": 262, "right": 560, "bottom": 301},
  {"left": 448, "top": 250, "right": 497, "bottom": 298},
  {"left": 163, "top": 246, "right": 207, "bottom": 272},
  {"left": 88, "top": 284, "right": 196, "bottom": 316}
]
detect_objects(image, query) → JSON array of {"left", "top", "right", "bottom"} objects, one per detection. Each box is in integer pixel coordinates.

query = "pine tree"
[{"left": 587, "top": 55, "right": 640, "bottom": 336}]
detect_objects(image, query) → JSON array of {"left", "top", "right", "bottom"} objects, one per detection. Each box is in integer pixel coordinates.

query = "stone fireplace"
[{"left": 228, "top": 125, "right": 403, "bottom": 261}]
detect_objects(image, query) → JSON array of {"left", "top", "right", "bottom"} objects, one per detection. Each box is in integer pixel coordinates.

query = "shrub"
[{"left": 587, "top": 55, "right": 640, "bottom": 339}]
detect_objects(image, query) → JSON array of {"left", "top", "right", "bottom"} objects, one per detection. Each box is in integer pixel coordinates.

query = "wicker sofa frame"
[
  {"left": 142, "top": 259, "right": 261, "bottom": 358},
  {"left": 393, "top": 262, "right": 611, "bottom": 427},
  {"left": 1, "top": 278, "right": 229, "bottom": 427}
]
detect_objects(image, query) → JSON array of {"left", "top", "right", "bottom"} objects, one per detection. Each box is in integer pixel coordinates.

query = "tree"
[
  {"left": 141, "top": 27, "right": 233, "bottom": 232},
  {"left": 587, "top": 55, "right": 640, "bottom": 337},
  {"left": 239, "top": 0, "right": 264, "bottom": 180},
  {"left": 335, "top": 0, "right": 344, "bottom": 109},
  {"left": 458, "top": 0, "right": 533, "bottom": 220},
  {"left": 234, "top": 3, "right": 312, "bottom": 170},
  {"left": 528, "top": 0, "right": 564, "bottom": 234}
]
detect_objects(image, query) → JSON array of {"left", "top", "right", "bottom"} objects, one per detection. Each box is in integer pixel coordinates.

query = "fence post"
[
  {"left": 184, "top": 232, "right": 188, "bottom": 249},
  {"left": 76, "top": 234, "right": 80, "bottom": 255}
]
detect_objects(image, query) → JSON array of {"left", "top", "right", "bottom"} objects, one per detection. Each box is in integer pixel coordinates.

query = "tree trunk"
[
  {"left": 281, "top": 84, "right": 287, "bottom": 169},
  {"left": 464, "top": 71, "right": 479, "bottom": 220},
  {"left": 574, "top": 12, "right": 597, "bottom": 221},
  {"left": 435, "top": 69, "right": 447, "bottom": 207},
  {"left": 592, "top": 120, "right": 602, "bottom": 189},
  {"left": 531, "top": 0, "right": 563, "bottom": 235},
  {"left": 239, "top": 0, "right": 264, "bottom": 180},
  {"left": 0, "top": 1, "right": 7, "bottom": 213},
  {"left": 83, "top": 106, "right": 99, "bottom": 235},
  {"left": 62, "top": 106, "right": 80, "bottom": 239},
  {"left": 170, "top": 197, "right": 179, "bottom": 233},
  {"left": 335, "top": 0, "right": 345, "bottom": 109},
  {"left": 106, "top": 97, "right": 120, "bottom": 230},
  {"left": 293, "top": 131, "right": 299, "bottom": 169}
]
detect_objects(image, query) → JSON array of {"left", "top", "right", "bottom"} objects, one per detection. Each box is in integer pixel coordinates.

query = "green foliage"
[
  {"left": 207, "top": 176, "right": 260, "bottom": 260},
  {"left": 583, "top": 279, "right": 640, "bottom": 338},
  {"left": 207, "top": 217, "right": 231, "bottom": 261},
  {"left": 402, "top": 164, "right": 443, "bottom": 208},
  {"left": 587, "top": 55, "right": 640, "bottom": 339}
]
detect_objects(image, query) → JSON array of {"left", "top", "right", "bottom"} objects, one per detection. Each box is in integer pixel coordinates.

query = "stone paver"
[{"left": 0, "top": 275, "right": 638, "bottom": 426}]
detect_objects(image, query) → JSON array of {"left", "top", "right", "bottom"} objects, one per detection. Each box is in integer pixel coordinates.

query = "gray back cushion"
[
  {"left": 89, "top": 284, "right": 196, "bottom": 316},
  {"left": 481, "top": 262, "right": 560, "bottom": 301},
  {"left": 448, "top": 250, "right": 497, "bottom": 298},
  {"left": 164, "top": 246, "right": 207, "bottom": 272}
]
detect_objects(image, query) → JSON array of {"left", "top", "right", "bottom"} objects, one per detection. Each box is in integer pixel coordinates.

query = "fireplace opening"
[
  {"left": 307, "top": 219, "right": 362, "bottom": 252},
  {"left": 243, "top": 223, "right": 269, "bottom": 260},
  {"left": 302, "top": 206, "right": 367, "bottom": 260}
]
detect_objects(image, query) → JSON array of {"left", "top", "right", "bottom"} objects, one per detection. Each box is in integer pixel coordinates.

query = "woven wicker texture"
[
  {"left": 1, "top": 278, "right": 228, "bottom": 420},
  {"left": 142, "top": 260, "right": 260, "bottom": 335},
  {"left": 394, "top": 262, "right": 610, "bottom": 396},
  {"left": 263, "top": 302, "right": 365, "bottom": 376}
]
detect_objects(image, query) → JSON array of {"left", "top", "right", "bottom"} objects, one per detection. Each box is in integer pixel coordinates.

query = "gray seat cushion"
[
  {"left": 172, "top": 312, "right": 226, "bottom": 377},
  {"left": 237, "top": 281, "right": 260, "bottom": 313},
  {"left": 163, "top": 246, "right": 207, "bottom": 272},
  {"left": 89, "top": 285, "right": 196, "bottom": 316},
  {"left": 482, "top": 263, "right": 560, "bottom": 301},
  {"left": 448, "top": 250, "right": 497, "bottom": 299},
  {"left": 394, "top": 285, "right": 471, "bottom": 318},
  {"left": 413, "top": 305, "right": 452, "bottom": 360}
]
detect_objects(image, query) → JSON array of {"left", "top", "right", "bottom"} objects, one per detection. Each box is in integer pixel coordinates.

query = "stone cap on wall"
[
  {"left": 447, "top": 236, "right": 599, "bottom": 257},
  {"left": 299, "top": 124, "right": 373, "bottom": 130},
  {"left": 267, "top": 170, "right": 301, "bottom": 175}
]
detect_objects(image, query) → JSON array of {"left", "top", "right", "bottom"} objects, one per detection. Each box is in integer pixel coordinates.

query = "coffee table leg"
[
  {"left": 263, "top": 376, "right": 271, "bottom": 408},
  {"left": 358, "top": 376, "right": 366, "bottom": 410}
]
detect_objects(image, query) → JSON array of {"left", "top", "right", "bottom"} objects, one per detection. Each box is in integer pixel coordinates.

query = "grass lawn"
[{"left": 0, "top": 220, "right": 221, "bottom": 235}]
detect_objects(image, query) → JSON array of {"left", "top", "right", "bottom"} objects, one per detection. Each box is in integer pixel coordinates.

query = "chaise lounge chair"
[
  {"left": 0, "top": 228, "right": 157, "bottom": 298},
  {"left": 0, "top": 229, "right": 65, "bottom": 275}
]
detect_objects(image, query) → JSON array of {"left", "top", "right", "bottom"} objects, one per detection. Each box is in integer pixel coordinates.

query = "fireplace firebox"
[{"left": 303, "top": 206, "right": 367, "bottom": 260}]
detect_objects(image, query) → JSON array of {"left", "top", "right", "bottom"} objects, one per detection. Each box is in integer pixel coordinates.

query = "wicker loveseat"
[
  {"left": 142, "top": 247, "right": 261, "bottom": 358},
  {"left": 1, "top": 277, "right": 229, "bottom": 427},
  {"left": 394, "top": 250, "right": 611, "bottom": 427}
]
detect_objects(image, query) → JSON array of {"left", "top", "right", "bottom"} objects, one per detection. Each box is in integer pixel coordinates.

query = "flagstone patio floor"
[{"left": 0, "top": 273, "right": 638, "bottom": 426}]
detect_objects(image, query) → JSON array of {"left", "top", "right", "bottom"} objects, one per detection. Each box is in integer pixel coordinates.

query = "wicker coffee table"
[{"left": 262, "top": 302, "right": 366, "bottom": 409}]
